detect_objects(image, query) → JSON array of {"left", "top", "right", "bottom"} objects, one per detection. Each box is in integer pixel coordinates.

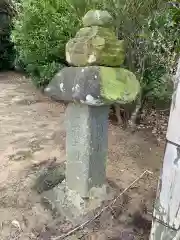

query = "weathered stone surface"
[
  {"left": 66, "top": 103, "right": 109, "bottom": 197},
  {"left": 45, "top": 66, "right": 140, "bottom": 105},
  {"left": 43, "top": 180, "right": 115, "bottom": 225},
  {"left": 66, "top": 26, "right": 125, "bottom": 67},
  {"left": 82, "top": 10, "right": 113, "bottom": 27},
  {"left": 33, "top": 162, "right": 65, "bottom": 193},
  {"left": 100, "top": 67, "right": 139, "bottom": 103}
]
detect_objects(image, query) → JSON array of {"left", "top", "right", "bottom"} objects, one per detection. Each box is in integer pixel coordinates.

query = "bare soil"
[{"left": 0, "top": 72, "right": 165, "bottom": 240}]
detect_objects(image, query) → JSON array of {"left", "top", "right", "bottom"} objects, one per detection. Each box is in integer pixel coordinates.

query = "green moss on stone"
[
  {"left": 100, "top": 67, "right": 140, "bottom": 103},
  {"left": 66, "top": 26, "right": 125, "bottom": 67},
  {"left": 75, "top": 26, "right": 116, "bottom": 39}
]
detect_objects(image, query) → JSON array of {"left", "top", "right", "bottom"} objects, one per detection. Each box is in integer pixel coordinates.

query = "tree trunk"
[
  {"left": 114, "top": 104, "right": 123, "bottom": 125},
  {"left": 128, "top": 93, "right": 143, "bottom": 130}
]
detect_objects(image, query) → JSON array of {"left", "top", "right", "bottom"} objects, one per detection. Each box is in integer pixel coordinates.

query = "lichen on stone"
[
  {"left": 66, "top": 26, "right": 125, "bottom": 67},
  {"left": 45, "top": 66, "right": 140, "bottom": 105},
  {"left": 100, "top": 67, "right": 140, "bottom": 103}
]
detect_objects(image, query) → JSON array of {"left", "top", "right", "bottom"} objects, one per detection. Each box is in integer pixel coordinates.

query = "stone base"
[{"left": 42, "top": 180, "right": 115, "bottom": 225}]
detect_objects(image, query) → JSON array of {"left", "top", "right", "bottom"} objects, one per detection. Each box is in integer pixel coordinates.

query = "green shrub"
[
  {"left": 12, "top": 0, "right": 82, "bottom": 87},
  {"left": 12, "top": 0, "right": 109, "bottom": 87},
  {"left": 12, "top": 0, "right": 176, "bottom": 105},
  {"left": 0, "top": 34, "right": 15, "bottom": 70},
  {"left": 0, "top": 1, "right": 15, "bottom": 70},
  {"left": 101, "top": 0, "right": 174, "bottom": 107},
  {"left": 140, "top": 5, "right": 180, "bottom": 104}
]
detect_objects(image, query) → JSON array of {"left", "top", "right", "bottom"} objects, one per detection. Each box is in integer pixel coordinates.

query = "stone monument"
[{"left": 44, "top": 10, "right": 140, "bottom": 225}]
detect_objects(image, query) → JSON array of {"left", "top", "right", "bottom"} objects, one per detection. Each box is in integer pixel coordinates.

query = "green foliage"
[
  {"left": 97, "top": 0, "right": 175, "bottom": 104},
  {"left": 0, "top": 1, "right": 15, "bottom": 70},
  {"left": 0, "top": 0, "right": 16, "bottom": 17},
  {"left": 12, "top": 0, "right": 111, "bottom": 86},
  {"left": 139, "top": 4, "right": 180, "bottom": 103},
  {"left": 71, "top": 0, "right": 175, "bottom": 103},
  {"left": 143, "top": 67, "right": 173, "bottom": 102},
  {"left": 12, "top": 0, "right": 82, "bottom": 87},
  {"left": 26, "top": 61, "right": 63, "bottom": 87},
  {"left": 12, "top": 0, "right": 179, "bottom": 106},
  {"left": 103, "top": 0, "right": 177, "bottom": 104},
  {"left": 169, "top": 1, "right": 180, "bottom": 23},
  {"left": 0, "top": 33, "right": 15, "bottom": 70}
]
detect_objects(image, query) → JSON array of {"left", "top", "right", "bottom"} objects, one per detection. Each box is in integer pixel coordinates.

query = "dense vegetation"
[
  {"left": 1, "top": 0, "right": 180, "bottom": 123},
  {"left": 0, "top": 0, "right": 16, "bottom": 70}
]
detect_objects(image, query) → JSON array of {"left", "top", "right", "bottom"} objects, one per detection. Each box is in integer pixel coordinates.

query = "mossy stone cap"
[
  {"left": 45, "top": 66, "right": 140, "bottom": 106},
  {"left": 82, "top": 10, "right": 114, "bottom": 27}
]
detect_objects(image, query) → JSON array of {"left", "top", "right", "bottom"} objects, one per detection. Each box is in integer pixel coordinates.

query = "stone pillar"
[
  {"left": 66, "top": 103, "right": 109, "bottom": 198},
  {"left": 44, "top": 10, "right": 140, "bottom": 224}
]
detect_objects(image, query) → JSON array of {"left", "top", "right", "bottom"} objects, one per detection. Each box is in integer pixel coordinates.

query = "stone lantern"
[{"left": 44, "top": 10, "right": 140, "bottom": 224}]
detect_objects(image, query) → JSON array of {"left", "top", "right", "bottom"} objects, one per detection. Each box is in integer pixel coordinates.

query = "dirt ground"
[{"left": 0, "top": 72, "right": 165, "bottom": 240}]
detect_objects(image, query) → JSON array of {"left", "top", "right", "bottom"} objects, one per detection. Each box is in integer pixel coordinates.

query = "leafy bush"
[
  {"left": 12, "top": 0, "right": 111, "bottom": 86},
  {"left": 70, "top": 0, "right": 175, "bottom": 105},
  {"left": 12, "top": 0, "right": 167, "bottom": 87},
  {"left": 0, "top": 34, "right": 15, "bottom": 70},
  {"left": 140, "top": 5, "right": 180, "bottom": 104},
  {"left": 12, "top": 0, "right": 82, "bottom": 86},
  {"left": 0, "top": 0, "right": 15, "bottom": 70},
  {"left": 12, "top": 0, "right": 178, "bottom": 110}
]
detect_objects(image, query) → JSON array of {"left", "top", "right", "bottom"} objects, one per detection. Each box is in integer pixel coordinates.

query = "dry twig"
[{"left": 52, "top": 170, "right": 153, "bottom": 240}]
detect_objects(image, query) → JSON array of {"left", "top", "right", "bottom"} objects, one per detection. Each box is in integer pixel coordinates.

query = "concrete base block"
[{"left": 42, "top": 180, "right": 115, "bottom": 225}]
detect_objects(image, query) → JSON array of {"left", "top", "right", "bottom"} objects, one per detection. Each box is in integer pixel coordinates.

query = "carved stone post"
[
  {"left": 44, "top": 10, "right": 140, "bottom": 225},
  {"left": 66, "top": 103, "right": 109, "bottom": 198},
  {"left": 150, "top": 59, "right": 180, "bottom": 239}
]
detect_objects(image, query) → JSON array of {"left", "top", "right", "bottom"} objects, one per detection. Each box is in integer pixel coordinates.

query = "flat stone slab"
[
  {"left": 44, "top": 66, "right": 140, "bottom": 106},
  {"left": 42, "top": 180, "right": 115, "bottom": 225}
]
